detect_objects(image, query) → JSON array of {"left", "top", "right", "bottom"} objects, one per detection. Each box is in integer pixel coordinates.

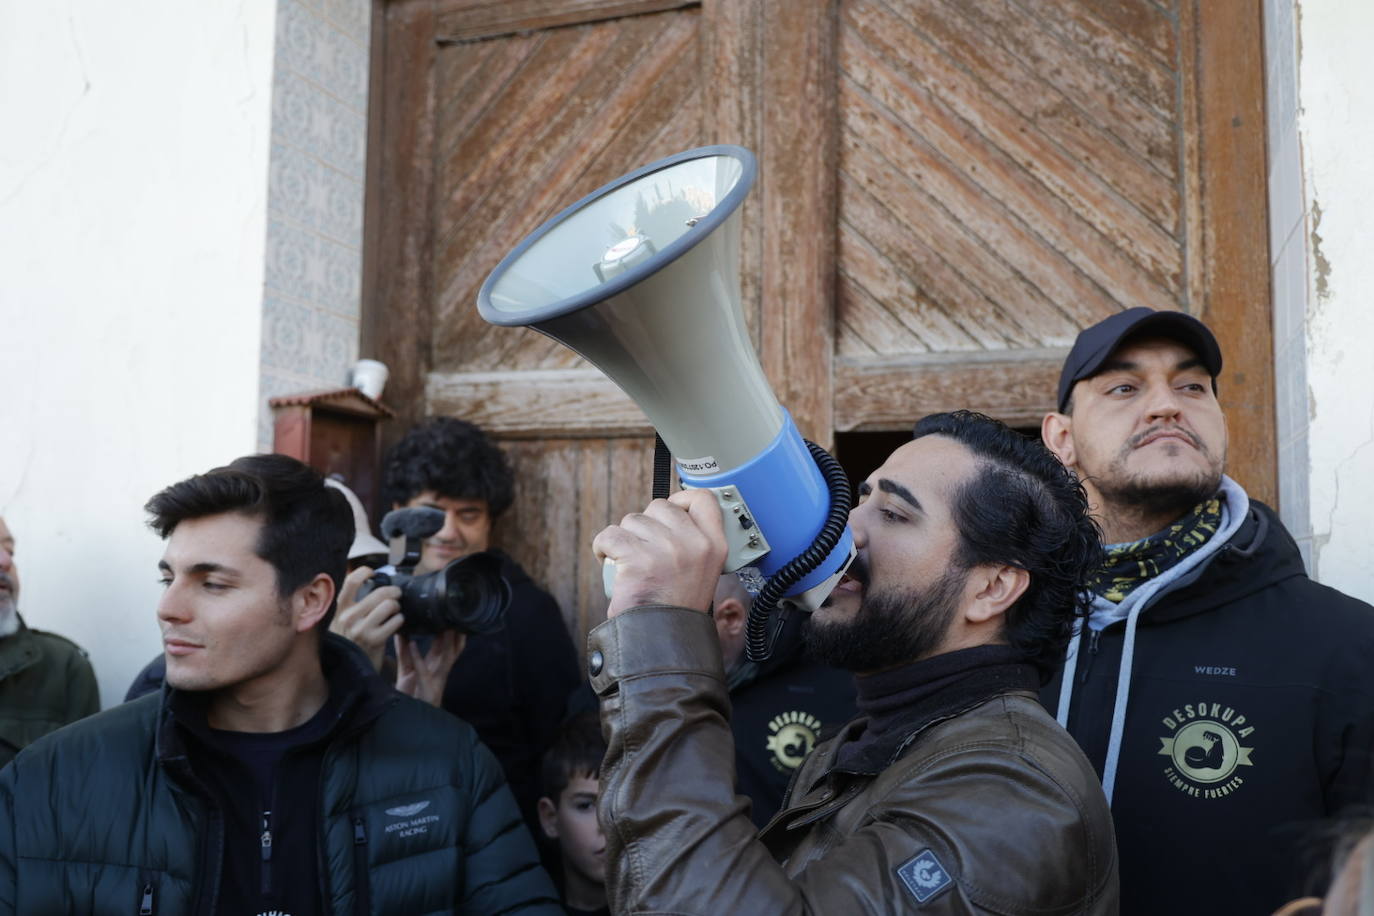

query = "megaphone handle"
[
  {"left": 602, "top": 433, "right": 668, "bottom": 598},
  {"left": 602, "top": 557, "right": 617, "bottom": 599}
]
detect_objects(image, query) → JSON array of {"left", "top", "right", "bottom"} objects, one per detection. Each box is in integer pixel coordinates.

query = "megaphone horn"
[{"left": 477, "top": 145, "right": 854, "bottom": 660}]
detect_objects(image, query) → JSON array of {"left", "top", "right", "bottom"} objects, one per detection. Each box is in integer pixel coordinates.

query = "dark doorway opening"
[
  {"left": 833, "top": 426, "right": 1044, "bottom": 495},
  {"left": 833, "top": 430, "right": 911, "bottom": 493}
]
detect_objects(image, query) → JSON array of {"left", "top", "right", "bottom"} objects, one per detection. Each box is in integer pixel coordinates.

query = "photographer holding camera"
[{"left": 332, "top": 418, "right": 580, "bottom": 830}]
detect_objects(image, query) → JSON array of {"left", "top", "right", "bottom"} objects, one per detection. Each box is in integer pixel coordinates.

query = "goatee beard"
[
  {"left": 1095, "top": 426, "right": 1224, "bottom": 525},
  {"left": 1095, "top": 469, "right": 1221, "bottom": 527},
  {"left": 806, "top": 565, "right": 965, "bottom": 673}
]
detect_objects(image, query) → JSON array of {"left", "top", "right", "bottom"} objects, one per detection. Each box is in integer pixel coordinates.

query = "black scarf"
[{"left": 834, "top": 645, "right": 1038, "bottom": 774}]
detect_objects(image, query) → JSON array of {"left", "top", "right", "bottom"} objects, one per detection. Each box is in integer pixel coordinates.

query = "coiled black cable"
[{"left": 744, "top": 440, "right": 853, "bottom": 662}]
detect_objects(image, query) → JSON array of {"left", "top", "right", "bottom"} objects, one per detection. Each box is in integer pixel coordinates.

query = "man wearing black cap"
[{"left": 1041, "top": 307, "right": 1374, "bottom": 916}]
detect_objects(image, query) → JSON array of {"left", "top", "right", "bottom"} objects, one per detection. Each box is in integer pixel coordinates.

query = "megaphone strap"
[{"left": 652, "top": 433, "right": 673, "bottom": 502}]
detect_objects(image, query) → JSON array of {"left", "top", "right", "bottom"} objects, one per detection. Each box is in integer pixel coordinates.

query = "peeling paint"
[
  {"left": 1295, "top": 1, "right": 1304, "bottom": 75},
  {"left": 1310, "top": 200, "right": 1332, "bottom": 301},
  {"left": 1316, "top": 404, "right": 1374, "bottom": 579}
]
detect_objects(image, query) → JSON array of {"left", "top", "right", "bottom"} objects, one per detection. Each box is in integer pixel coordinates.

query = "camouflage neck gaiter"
[{"left": 1091, "top": 496, "right": 1223, "bottom": 603}]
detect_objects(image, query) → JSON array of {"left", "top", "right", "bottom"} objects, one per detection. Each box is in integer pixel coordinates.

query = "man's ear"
[
  {"left": 294, "top": 573, "right": 336, "bottom": 633},
  {"left": 964, "top": 565, "right": 1030, "bottom": 625},
  {"left": 537, "top": 796, "right": 560, "bottom": 840},
  {"left": 1041, "top": 411, "right": 1077, "bottom": 469},
  {"left": 713, "top": 597, "right": 746, "bottom": 639}
]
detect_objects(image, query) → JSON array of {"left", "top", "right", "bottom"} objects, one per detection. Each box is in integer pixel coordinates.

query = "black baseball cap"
[{"left": 1057, "top": 307, "right": 1222, "bottom": 412}]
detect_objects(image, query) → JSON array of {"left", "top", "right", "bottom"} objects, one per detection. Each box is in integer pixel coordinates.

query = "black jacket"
[
  {"left": 727, "top": 614, "right": 856, "bottom": 828},
  {"left": 0, "top": 634, "right": 561, "bottom": 915},
  {"left": 441, "top": 551, "right": 580, "bottom": 828},
  {"left": 1043, "top": 500, "right": 1374, "bottom": 915},
  {"left": 562, "top": 613, "right": 856, "bottom": 830}
]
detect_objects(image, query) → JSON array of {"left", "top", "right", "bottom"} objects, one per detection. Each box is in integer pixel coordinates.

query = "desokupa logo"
[
  {"left": 765, "top": 710, "right": 823, "bottom": 773},
  {"left": 1157, "top": 701, "right": 1256, "bottom": 799}
]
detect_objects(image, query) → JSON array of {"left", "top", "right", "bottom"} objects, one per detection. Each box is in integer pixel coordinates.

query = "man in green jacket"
[
  {"left": 0, "top": 515, "right": 98, "bottom": 766},
  {"left": 0, "top": 455, "right": 559, "bottom": 916}
]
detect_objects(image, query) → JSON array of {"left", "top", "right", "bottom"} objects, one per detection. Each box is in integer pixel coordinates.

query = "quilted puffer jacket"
[{"left": 0, "top": 633, "right": 560, "bottom": 915}]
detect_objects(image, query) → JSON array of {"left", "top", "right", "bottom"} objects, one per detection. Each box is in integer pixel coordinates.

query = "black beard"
[
  {"left": 806, "top": 565, "right": 966, "bottom": 672},
  {"left": 1096, "top": 475, "right": 1219, "bottom": 522}
]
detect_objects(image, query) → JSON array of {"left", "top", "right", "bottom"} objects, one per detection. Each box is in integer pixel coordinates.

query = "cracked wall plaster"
[{"left": 1294, "top": 0, "right": 1374, "bottom": 597}]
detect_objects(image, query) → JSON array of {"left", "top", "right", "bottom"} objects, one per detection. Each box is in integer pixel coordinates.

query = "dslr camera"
[{"left": 357, "top": 506, "right": 510, "bottom": 637}]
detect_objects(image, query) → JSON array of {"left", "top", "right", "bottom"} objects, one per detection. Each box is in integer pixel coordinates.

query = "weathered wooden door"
[{"left": 364, "top": 0, "right": 1273, "bottom": 652}]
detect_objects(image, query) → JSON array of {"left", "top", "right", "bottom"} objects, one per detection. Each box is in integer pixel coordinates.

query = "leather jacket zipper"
[{"left": 260, "top": 809, "right": 274, "bottom": 895}]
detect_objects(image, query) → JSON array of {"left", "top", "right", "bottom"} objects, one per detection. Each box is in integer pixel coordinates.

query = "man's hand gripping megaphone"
[{"left": 593, "top": 490, "right": 729, "bottom": 619}]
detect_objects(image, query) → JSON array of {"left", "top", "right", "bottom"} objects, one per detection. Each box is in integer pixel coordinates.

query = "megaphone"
[{"left": 477, "top": 145, "right": 854, "bottom": 660}]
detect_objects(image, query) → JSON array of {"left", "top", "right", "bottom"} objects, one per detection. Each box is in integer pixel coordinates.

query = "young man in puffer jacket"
[{"left": 0, "top": 454, "right": 560, "bottom": 916}]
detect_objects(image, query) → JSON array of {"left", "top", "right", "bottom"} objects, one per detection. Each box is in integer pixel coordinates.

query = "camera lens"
[
  {"left": 393, "top": 551, "right": 510, "bottom": 637},
  {"left": 438, "top": 553, "right": 509, "bottom": 635}
]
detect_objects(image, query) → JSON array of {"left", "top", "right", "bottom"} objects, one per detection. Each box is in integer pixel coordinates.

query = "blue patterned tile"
[
  {"left": 311, "top": 308, "right": 359, "bottom": 382},
  {"left": 321, "top": 21, "right": 368, "bottom": 110},
  {"left": 268, "top": 143, "right": 363, "bottom": 244},
  {"left": 319, "top": 238, "right": 362, "bottom": 317},
  {"left": 261, "top": 295, "right": 314, "bottom": 373},
  {"left": 272, "top": 71, "right": 367, "bottom": 179},
  {"left": 322, "top": 169, "right": 364, "bottom": 245},
  {"left": 264, "top": 217, "right": 318, "bottom": 302},
  {"left": 268, "top": 141, "right": 316, "bottom": 226},
  {"left": 278, "top": 0, "right": 368, "bottom": 111},
  {"left": 321, "top": 0, "right": 370, "bottom": 45},
  {"left": 276, "top": 0, "right": 324, "bottom": 84}
]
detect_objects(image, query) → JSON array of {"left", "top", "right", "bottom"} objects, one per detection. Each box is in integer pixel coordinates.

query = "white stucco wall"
[
  {"left": 1293, "top": 2, "right": 1374, "bottom": 599},
  {"left": 0, "top": 2, "right": 278, "bottom": 707}
]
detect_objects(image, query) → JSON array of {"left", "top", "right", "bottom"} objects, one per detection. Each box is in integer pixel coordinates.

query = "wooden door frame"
[{"left": 1186, "top": 0, "right": 1275, "bottom": 504}]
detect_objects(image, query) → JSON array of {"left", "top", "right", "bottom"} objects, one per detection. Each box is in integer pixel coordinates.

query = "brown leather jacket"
[{"left": 589, "top": 606, "right": 1118, "bottom": 915}]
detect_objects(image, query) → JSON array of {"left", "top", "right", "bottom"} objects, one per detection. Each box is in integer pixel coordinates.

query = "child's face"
[{"left": 539, "top": 773, "right": 606, "bottom": 885}]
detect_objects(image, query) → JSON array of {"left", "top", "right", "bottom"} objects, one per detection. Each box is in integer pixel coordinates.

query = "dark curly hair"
[
  {"left": 383, "top": 418, "right": 515, "bottom": 516},
  {"left": 912, "top": 411, "right": 1102, "bottom": 681},
  {"left": 145, "top": 453, "right": 353, "bottom": 626}
]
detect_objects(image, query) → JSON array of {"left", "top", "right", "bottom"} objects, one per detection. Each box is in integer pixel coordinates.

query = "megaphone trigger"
[{"left": 708, "top": 486, "right": 771, "bottom": 572}]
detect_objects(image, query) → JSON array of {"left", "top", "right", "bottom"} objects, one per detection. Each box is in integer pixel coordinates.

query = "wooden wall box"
[{"left": 269, "top": 388, "right": 394, "bottom": 516}]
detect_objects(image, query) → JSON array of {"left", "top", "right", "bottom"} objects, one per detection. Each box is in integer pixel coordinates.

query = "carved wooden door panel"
[
  {"left": 831, "top": 0, "right": 1273, "bottom": 494},
  {"left": 365, "top": 0, "right": 836, "bottom": 647},
  {"left": 364, "top": 0, "right": 1272, "bottom": 652}
]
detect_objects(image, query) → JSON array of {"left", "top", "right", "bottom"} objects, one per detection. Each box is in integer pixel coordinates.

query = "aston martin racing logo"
[
  {"left": 1157, "top": 701, "right": 1255, "bottom": 798},
  {"left": 766, "top": 710, "right": 823, "bottom": 773}
]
